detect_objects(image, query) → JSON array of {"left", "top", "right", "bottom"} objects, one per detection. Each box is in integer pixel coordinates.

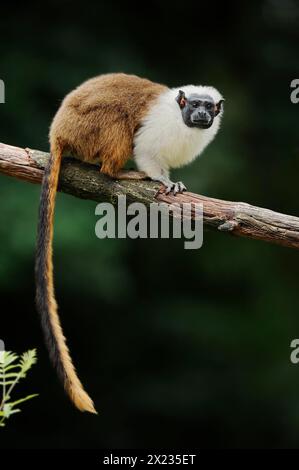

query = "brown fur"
[
  {"left": 37, "top": 74, "right": 167, "bottom": 413},
  {"left": 50, "top": 73, "right": 168, "bottom": 176}
]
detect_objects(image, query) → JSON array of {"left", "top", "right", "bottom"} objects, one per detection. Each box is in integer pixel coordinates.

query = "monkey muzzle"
[{"left": 191, "top": 109, "right": 212, "bottom": 128}]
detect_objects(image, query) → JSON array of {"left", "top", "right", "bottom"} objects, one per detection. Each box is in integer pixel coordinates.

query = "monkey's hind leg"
[
  {"left": 99, "top": 121, "right": 149, "bottom": 182},
  {"left": 100, "top": 142, "right": 147, "bottom": 181}
]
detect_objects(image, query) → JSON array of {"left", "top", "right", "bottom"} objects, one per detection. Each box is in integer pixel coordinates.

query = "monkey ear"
[
  {"left": 215, "top": 99, "right": 225, "bottom": 116},
  {"left": 176, "top": 90, "right": 187, "bottom": 109}
]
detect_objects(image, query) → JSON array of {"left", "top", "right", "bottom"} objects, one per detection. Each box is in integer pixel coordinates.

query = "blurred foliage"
[
  {"left": 0, "top": 0, "right": 299, "bottom": 449},
  {"left": 0, "top": 350, "right": 38, "bottom": 427}
]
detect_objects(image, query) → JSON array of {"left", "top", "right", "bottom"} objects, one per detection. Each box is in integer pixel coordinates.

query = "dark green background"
[{"left": 0, "top": 0, "right": 299, "bottom": 449}]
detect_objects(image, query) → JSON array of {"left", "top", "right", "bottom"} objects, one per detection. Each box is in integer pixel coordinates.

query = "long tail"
[{"left": 35, "top": 144, "right": 96, "bottom": 414}]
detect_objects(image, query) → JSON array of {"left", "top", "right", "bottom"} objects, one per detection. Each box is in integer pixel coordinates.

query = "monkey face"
[{"left": 176, "top": 91, "right": 224, "bottom": 129}]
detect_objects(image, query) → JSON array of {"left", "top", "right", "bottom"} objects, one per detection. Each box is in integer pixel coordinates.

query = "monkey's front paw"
[{"left": 165, "top": 181, "right": 187, "bottom": 195}]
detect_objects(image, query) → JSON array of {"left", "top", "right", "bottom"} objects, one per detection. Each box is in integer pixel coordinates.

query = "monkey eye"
[
  {"left": 206, "top": 102, "right": 213, "bottom": 110},
  {"left": 192, "top": 102, "right": 199, "bottom": 108}
]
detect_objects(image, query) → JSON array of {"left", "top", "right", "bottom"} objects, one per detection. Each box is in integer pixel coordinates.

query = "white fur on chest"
[{"left": 133, "top": 85, "right": 222, "bottom": 171}]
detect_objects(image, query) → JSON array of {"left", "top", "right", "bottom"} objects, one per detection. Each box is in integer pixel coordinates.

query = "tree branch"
[{"left": 0, "top": 142, "right": 298, "bottom": 249}]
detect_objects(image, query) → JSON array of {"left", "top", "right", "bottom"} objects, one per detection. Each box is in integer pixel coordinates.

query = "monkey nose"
[
  {"left": 198, "top": 110, "right": 208, "bottom": 120},
  {"left": 193, "top": 111, "right": 209, "bottom": 124}
]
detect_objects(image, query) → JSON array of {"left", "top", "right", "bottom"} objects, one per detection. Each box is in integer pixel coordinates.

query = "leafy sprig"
[{"left": 0, "top": 349, "right": 38, "bottom": 426}]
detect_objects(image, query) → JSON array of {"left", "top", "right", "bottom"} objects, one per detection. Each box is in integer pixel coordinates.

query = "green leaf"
[
  {"left": 19, "top": 349, "right": 37, "bottom": 375},
  {"left": 1, "top": 365, "right": 21, "bottom": 373},
  {"left": 0, "top": 372, "right": 21, "bottom": 378},
  {"left": 3, "top": 404, "right": 12, "bottom": 418},
  {"left": 7, "top": 408, "right": 21, "bottom": 415},
  {"left": 9, "top": 394, "right": 39, "bottom": 407},
  {"left": 0, "top": 349, "right": 38, "bottom": 426},
  {"left": 0, "top": 352, "right": 18, "bottom": 368}
]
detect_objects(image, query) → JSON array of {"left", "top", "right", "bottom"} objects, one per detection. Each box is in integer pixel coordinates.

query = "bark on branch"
[{"left": 0, "top": 142, "right": 298, "bottom": 249}]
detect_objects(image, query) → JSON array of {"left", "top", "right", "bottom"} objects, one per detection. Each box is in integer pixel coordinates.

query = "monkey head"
[{"left": 176, "top": 90, "right": 224, "bottom": 129}]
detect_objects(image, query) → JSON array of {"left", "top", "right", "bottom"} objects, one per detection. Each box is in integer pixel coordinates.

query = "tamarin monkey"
[{"left": 36, "top": 73, "right": 224, "bottom": 414}]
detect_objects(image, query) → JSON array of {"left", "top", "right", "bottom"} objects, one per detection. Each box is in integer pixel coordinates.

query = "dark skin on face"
[{"left": 176, "top": 90, "right": 224, "bottom": 129}]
